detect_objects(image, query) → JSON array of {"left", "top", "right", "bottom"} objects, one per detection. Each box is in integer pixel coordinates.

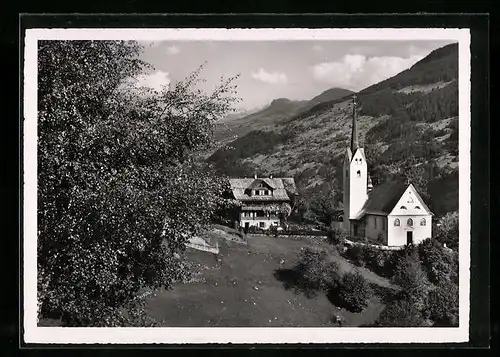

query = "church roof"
[
  {"left": 356, "top": 181, "right": 407, "bottom": 217},
  {"left": 355, "top": 181, "right": 433, "bottom": 218},
  {"left": 345, "top": 147, "right": 366, "bottom": 163}
]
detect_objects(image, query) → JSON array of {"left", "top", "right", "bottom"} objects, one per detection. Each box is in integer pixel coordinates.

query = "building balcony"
[{"left": 240, "top": 215, "right": 279, "bottom": 220}]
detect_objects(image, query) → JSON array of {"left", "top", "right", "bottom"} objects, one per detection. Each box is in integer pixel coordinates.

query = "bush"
[
  {"left": 434, "top": 211, "right": 459, "bottom": 250},
  {"left": 391, "top": 249, "right": 431, "bottom": 310},
  {"left": 294, "top": 247, "right": 341, "bottom": 291},
  {"left": 360, "top": 245, "right": 395, "bottom": 277},
  {"left": 338, "top": 271, "right": 373, "bottom": 312},
  {"left": 343, "top": 245, "right": 365, "bottom": 267},
  {"left": 426, "top": 280, "right": 459, "bottom": 327},
  {"left": 327, "top": 228, "right": 348, "bottom": 246},
  {"left": 418, "top": 238, "right": 455, "bottom": 285},
  {"left": 375, "top": 299, "right": 427, "bottom": 327}
]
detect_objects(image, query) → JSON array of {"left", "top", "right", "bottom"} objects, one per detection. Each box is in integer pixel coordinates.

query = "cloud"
[
  {"left": 135, "top": 70, "right": 171, "bottom": 92},
  {"left": 166, "top": 45, "right": 180, "bottom": 55},
  {"left": 313, "top": 44, "right": 323, "bottom": 52},
  {"left": 312, "top": 54, "right": 423, "bottom": 90},
  {"left": 251, "top": 68, "right": 288, "bottom": 84}
]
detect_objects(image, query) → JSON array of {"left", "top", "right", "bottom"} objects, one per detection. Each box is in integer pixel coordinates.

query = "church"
[{"left": 342, "top": 95, "right": 433, "bottom": 247}]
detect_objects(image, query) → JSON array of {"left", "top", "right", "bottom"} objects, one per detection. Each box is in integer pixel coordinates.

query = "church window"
[
  {"left": 346, "top": 170, "right": 348, "bottom": 178},
  {"left": 394, "top": 218, "right": 400, "bottom": 226},
  {"left": 357, "top": 170, "right": 361, "bottom": 177},
  {"left": 415, "top": 206, "right": 421, "bottom": 209},
  {"left": 374, "top": 216, "right": 377, "bottom": 229},
  {"left": 407, "top": 218, "right": 413, "bottom": 227},
  {"left": 400, "top": 205, "right": 407, "bottom": 210},
  {"left": 420, "top": 218, "right": 426, "bottom": 226}
]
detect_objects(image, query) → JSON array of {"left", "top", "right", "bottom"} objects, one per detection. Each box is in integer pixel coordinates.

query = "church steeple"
[{"left": 350, "top": 93, "right": 359, "bottom": 153}]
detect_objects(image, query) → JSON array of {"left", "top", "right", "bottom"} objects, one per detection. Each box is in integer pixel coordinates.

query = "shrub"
[
  {"left": 360, "top": 245, "right": 394, "bottom": 277},
  {"left": 328, "top": 228, "right": 348, "bottom": 246},
  {"left": 418, "top": 238, "right": 454, "bottom": 285},
  {"left": 295, "top": 247, "right": 341, "bottom": 291},
  {"left": 338, "top": 271, "right": 374, "bottom": 312},
  {"left": 375, "top": 299, "right": 427, "bottom": 327},
  {"left": 434, "top": 211, "right": 459, "bottom": 250},
  {"left": 343, "top": 245, "right": 365, "bottom": 267},
  {"left": 426, "top": 279, "right": 459, "bottom": 327},
  {"left": 391, "top": 249, "right": 431, "bottom": 310}
]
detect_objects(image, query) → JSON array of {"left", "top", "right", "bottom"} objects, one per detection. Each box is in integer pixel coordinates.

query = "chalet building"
[
  {"left": 229, "top": 175, "right": 298, "bottom": 230},
  {"left": 342, "top": 94, "right": 433, "bottom": 247}
]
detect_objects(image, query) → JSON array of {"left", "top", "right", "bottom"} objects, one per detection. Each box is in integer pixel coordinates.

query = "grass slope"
[{"left": 145, "top": 233, "right": 392, "bottom": 327}]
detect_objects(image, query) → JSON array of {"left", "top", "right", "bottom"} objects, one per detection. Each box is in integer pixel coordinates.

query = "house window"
[
  {"left": 255, "top": 190, "right": 260, "bottom": 196},
  {"left": 394, "top": 218, "right": 400, "bottom": 226},
  {"left": 400, "top": 205, "right": 407, "bottom": 210},
  {"left": 259, "top": 222, "right": 265, "bottom": 228},
  {"left": 420, "top": 218, "right": 426, "bottom": 226},
  {"left": 264, "top": 190, "right": 269, "bottom": 195},
  {"left": 407, "top": 218, "right": 413, "bottom": 227},
  {"left": 357, "top": 170, "right": 361, "bottom": 177}
]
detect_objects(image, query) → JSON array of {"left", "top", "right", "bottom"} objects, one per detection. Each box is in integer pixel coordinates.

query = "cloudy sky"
[{"left": 137, "top": 40, "right": 455, "bottom": 110}]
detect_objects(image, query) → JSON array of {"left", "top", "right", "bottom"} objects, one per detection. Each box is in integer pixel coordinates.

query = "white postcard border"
[{"left": 23, "top": 27, "right": 471, "bottom": 344}]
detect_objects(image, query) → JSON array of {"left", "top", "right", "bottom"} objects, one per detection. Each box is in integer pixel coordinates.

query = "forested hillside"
[{"left": 208, "top": 43, "right": 459, "bottom": 222}]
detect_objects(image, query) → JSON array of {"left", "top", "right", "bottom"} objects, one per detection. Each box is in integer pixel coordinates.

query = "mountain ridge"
[{"left": 209, "top": 43, "right": 459, "bottom": 218}]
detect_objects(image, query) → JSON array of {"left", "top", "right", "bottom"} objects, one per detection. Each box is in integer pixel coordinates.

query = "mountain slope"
[
  {"left": 208, "top": 43, "right": 459, "bottom": 217},
  {"left": 213, "top": 87, "right": 354, "bottom": 146}
]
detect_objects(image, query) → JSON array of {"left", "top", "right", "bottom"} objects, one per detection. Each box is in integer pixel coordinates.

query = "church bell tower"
[{"left": 343, "top": 94, "right": 368, "bottom": 231}]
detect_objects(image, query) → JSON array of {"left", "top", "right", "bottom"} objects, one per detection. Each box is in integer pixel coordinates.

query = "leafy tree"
[
  {"left": 307, "top": 193, "right": 337, "bottom": 227},
  {"left": 37, "top": 40, "right": 239, "bottom": 326},
  {"left": 391, "top": 249, "right": 431, "bottom": 311},
  {"left": 338, "top": 271, "right": 373, "bottom": 312},
  {"left": 375, "top": 299, "right": 427, "bottom": 327},
  {"left": 434, "top": 211, "right": 459, "bottom": 250},
  {"left": 426, "top": 279, "right": 459, "bottom": 327},
  {"left": 418, "top": 238, "right": 455, "bottom": 285},
  {"left": 294, "top": 247, "right": 341, "bottom": 292}
]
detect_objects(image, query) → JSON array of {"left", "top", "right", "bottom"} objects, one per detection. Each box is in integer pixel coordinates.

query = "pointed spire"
[{"left": 350, "top": 93, "right": 359, "bottom": 153}]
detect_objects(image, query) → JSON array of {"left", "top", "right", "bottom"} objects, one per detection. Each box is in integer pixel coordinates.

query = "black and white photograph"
[{"left": 23, "top": 27, "right": 471, "bottom": 344}]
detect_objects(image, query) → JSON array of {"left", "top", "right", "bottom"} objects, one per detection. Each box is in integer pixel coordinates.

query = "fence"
[
  {"left": 186, "top": 237, "right": 220, "bottom": 254},
  {"left": 245, "top": 229, "right": 329, "bottom": 238}
]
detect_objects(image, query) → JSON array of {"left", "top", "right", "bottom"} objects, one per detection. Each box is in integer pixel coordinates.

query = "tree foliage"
[
  {"left": 306, "top": 193, "right": 338, "bottom": 227},
  {"left": 294, "top": 247, "right": 341, "bottom": 292},
  {"left": 391, "top": 249, "right": 431, "bottom": 311},
  {"left": 418, "top": 238, "right": 455, "bottom": 285},
  {"left": 426, "top": 279, "right": 459, "bottom": 327},
  {"left": 37, "top": 40, "right": 239, "bottom": 325},
  {"left": 338, "top": 271, "right": 373, "bottom": 312},
  {"left": 375, "top": 299, "right": 427, "bottom": 327},
  {"left": 434, "top": 211, "right": 459, "bottom": 250}
]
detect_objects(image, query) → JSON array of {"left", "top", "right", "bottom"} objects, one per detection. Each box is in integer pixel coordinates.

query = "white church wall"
[
  {"left": 387, "top": 184, "right": 432, "bottom": 246},
  {"left": 387, "top": 214, "right": 432, "bottom": 247}
]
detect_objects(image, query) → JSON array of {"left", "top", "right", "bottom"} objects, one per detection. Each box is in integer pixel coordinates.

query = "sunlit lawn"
[{"left": 145, "top": 233, "right": 393, "bottom": 327}]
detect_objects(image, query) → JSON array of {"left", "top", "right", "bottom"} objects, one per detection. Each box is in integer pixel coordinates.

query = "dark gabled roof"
[
  {"left": 357, "top": 181, "right": 407, "bottom": 217},
  {"left": 229, "top": 178, "right": 295, "bottom": 202}
]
